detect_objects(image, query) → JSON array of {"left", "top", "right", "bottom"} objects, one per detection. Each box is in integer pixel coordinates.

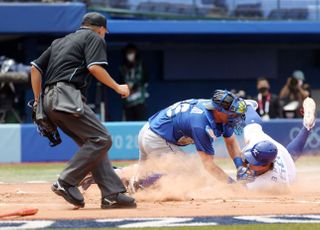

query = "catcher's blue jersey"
[{"left": 148, "top": 99, "right": 234, "bottom": 155}]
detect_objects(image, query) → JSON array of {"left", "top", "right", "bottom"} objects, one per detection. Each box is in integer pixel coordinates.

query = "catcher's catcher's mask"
[{"left": 204, "top": 89, "right": 247, "bottom": 134}]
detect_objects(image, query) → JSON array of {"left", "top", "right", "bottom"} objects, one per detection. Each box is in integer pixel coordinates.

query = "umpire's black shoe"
[
  {"left": 101, "top": 193, "right": 137, "bottom": 209},
  {"left": 51, "top": 179, "right": 85, "bottom": 208}
]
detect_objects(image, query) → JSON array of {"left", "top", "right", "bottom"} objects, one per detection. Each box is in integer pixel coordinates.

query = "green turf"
[
  {"left": 0, "top": 161, "right": 135, "bottom": 183},
  {"left": 53, "top": 223, "right": 320, "bottom": 230},
  {"left": 0, "top": 163, "right": 64, "bottom": 183}
]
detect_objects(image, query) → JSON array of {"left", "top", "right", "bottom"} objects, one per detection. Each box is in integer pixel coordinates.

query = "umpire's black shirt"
[{"left": 31, "top": 28, "right": 108, "bottom": 93}]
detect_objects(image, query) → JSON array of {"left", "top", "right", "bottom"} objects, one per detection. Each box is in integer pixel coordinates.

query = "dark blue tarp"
[{"left": 0, "top": 3, "right": 86, "bottom": 34}]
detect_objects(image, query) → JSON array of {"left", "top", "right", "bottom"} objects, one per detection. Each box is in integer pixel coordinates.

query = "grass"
[
  {"left": 0, "top": 163, "right": 64, "bottom": 183},
  {"left": 0, "top": 161, "right": 135, "bottom": 183}
]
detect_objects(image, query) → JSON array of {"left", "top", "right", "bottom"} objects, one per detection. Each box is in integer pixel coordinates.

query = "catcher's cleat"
[
  {"left": 303, "top": 97, "right": 316, "bottom": 131},
  {"left": 128, "top": 177, "right": 138, "bottom": 194},
  {"left": 79, "top": 175, "right": 95, "bottom": 191},
  {"left": 128, "top": 173, "right": 163, "bottom": 194},
  {"left": 127, "top": 178, "right": 144, "bottom": 194},
  {"left": 101, "top": 193, "right": 137, "bottom": 209},
  {"left": 79, "top": 167, "right": 119, "bottom": 191},
  {"left": 52, "top": 179, "right": 85, "bottom": 208}
]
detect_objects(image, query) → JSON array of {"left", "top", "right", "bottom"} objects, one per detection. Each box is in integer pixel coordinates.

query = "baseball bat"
[{"left": 0, "top": 208, "right": 38, "bottom": 218}]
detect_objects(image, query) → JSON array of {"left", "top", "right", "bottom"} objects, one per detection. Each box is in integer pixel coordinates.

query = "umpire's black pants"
[{"left": 43, "top": 86, "right": 125, "bottom": 197}]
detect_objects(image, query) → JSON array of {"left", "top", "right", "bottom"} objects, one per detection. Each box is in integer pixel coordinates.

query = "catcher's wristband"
[{"left": 233, "top": 157, "right": 243, "bottom": 169}]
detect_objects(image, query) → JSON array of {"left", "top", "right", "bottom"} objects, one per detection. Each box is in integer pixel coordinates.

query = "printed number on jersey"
[{"left": 166, "top": 100, "right": 193, "bottom": 117}]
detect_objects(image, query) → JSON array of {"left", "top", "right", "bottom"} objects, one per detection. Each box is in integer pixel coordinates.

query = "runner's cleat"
[
  {"left": 303, "top": 97, "right": 316, "bottom": 131},
  {"left": 79, "top": 175, "right": 95, "bottom": 191}
]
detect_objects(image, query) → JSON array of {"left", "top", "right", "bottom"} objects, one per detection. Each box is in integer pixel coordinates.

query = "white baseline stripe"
[
  {"left": 0, "top": 220, "right": 54, "bottom": 230},
  {"left": 234, "top": 215, "right": 320, "bottom": 224}
]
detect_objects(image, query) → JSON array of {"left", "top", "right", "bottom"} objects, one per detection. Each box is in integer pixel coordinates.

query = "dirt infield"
[
  {"left": 0, "top": 182, "right": 319, "bottom": 220},
  {"left": 0, "top": 156, "right": 320, "bottom": 220}
]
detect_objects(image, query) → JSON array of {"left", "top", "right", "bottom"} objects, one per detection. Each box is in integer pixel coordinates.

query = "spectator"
[
  {"left": 119, "top": 44, "right": 149, "bottom": 121},
  {"left": 279, "top": 70, "right": 311, "bottom": 118},
  {"left": 255, "top": 77, "right": 281, "bottom": 120},
  {"left": 0, "top": 56, "right": 29, "bottom": 123}
]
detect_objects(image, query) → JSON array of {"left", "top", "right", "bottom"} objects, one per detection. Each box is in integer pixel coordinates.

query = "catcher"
[
  {"left": 81, "top": 97, "right": 316, "bottom": 193},
  {"left": 131, "top": 97, "right": 317, "bottom": 191},
  {"left": 113, "top": 97, "right": 317, "bottom": 192},
  {"left": 81, "top": 89, "right": 254, "bottom": 191}
]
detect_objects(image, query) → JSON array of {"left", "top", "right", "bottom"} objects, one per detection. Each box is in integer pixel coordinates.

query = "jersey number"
[{"left": 166, "top": 101, "right": 191, "bottom": 118}]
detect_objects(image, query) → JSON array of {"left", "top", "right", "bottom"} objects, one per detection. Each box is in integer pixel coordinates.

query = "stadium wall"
[
  {"left": 0, "top": 120, "right": 319, "bottom": 163},
  {"left": 1, "top": 3, "right": 320, "bottom": 122}
]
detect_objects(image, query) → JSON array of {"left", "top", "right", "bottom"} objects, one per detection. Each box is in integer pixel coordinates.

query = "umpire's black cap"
[{"left": 81, "top": 12, "right": 107, "bottom": 29}]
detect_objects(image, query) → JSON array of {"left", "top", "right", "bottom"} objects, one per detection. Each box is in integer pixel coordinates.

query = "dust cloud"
[
  {"left": 121, "top": 154, "right": 246, "bottom": 202},
  {"left": 118, "top": 154, "right": 320, "bottom": 203}
]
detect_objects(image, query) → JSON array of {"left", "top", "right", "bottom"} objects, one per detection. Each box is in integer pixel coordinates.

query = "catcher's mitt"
[
  {"left": 236, "top": 166, "right": 255, "bottom": 183},
  {"left": 28, "top": 99, "right": 61, "bottom": 147}
]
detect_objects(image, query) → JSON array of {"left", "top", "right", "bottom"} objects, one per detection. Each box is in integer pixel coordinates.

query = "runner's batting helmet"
[{"left": 244, "top": 140, "right": 278, "bottom": 166}]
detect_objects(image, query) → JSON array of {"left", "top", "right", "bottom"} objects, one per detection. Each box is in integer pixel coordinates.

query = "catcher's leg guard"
[{"left": 128, "top": 173, "right": 163, "bottom": 194}]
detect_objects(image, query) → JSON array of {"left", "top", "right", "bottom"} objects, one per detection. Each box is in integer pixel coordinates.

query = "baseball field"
[{"left": 0, "top": 155, "right": 320, "bottom": 229}]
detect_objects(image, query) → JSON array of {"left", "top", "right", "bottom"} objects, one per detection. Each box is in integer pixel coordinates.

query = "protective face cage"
[
  {"left": 211, "top": 89, "right": 247, "bottom": 134},
  {"left": 228, "top": 114, "right": 246, "bottom": 135}
]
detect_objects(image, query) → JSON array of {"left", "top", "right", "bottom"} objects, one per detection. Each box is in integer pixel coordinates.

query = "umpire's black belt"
[{"left": 44, "top": 82, "right": 77, "bottom": 94}]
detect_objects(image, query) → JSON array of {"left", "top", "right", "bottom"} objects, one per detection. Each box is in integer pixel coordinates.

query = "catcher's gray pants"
[
  {"left": 138, "top": 123, "right": 183, "bottom": 160},
  {"left": 43, "top": 86, "right": 125, "bottom": 197},
  {"left": 130, "top": 123, "right": 184, "bottom": 183}
]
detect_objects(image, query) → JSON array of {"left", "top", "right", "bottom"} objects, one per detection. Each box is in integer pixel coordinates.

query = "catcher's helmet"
[
  {"left": 205, "top": 89, "right": 247, "bottom": 116},
  {"left": 244, "top": 140, "right": 278, "bottom": 166},
  {"left": 205, "top": 89, "right": 247, "bottom": 133}
]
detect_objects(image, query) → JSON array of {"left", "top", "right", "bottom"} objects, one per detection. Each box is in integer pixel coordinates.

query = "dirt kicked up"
[{"left": 0, "top": 155, "right": 320, "bottom": 220}]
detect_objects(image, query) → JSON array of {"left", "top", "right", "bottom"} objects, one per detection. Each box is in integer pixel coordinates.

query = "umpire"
[{"left": 30, "top": 12, "right": 136, "bottom": 209}]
